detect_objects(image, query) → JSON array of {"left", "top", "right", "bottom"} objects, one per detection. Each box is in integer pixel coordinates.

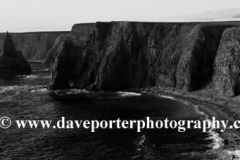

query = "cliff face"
[
  {"left": 44, "top": 35, "right": 69, "bottom": 65},
  {"left": 213, "top": 27, "right": 240, "bottom": 97},
  {"left": 50, "top": 21, "right": 240, "bottom": 97},
  {"left": 0, "top": 32, "right": 69, "bottom": 61},
  {"left": 0, "top": 33, "right": 31, "bottom": 75}
]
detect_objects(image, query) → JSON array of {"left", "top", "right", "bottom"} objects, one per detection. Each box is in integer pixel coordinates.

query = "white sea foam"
[
  {"left": 193, "top": 105, "right": 208, "bottom": 117},
  {"left": 30, "top": 88, "right": 47, "bottom": 93},
  {"left": 33, "top": 69, "right": 50, "bottom": 72},
  {"left": 207, "top": 128, "right": 224, "bottom": 149},
  {"left": 39, "top": 88, "right": 48, "bottom": 92},
  {"left": 193, "top": 105, "right": 224, "bottom": 150},
  {"left": 40, "top": 69, "right": 50, "bottom": 72},
  {"left": 0, "top": 86, "right": 16, "bottom": 93},
  {"left": 25, "top": 75, "right": 38, "bottom": 79},
  {"left": 135, "top": 134, "right": 146, "bottom": 152},
  {"left": 158, "top": 94, "right": 175, "bottom": 100},
  {"left": 0, "top": 85, "right": 47, "bottom": 94},
  {"left": 157, "top": 96, "right": 226, "bottom": 150},
  {"left": 137, "top": 135, "right": 146, "bottom": 146},
  {"left": 178, "top": 99, "right": 191, "bottom": 105},
  {"left": 118, "top": 92, "right": 142, "bottom": 97},
  {"left": 226, "top": 150, "right": 240, "bottom": 159}
]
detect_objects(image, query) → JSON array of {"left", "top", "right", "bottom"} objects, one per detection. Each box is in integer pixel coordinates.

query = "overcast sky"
[{"left": 0, "top": 0, "right": 240, "bottom": 32}]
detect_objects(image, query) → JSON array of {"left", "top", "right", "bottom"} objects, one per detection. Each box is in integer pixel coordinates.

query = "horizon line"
[{"left": 1, "top": 19, "right": 240, "bottom": 33}]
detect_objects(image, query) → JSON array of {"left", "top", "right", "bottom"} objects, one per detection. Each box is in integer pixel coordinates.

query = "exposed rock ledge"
[{"left": 49, "top": 21, "right": 240, "bottom": 98}]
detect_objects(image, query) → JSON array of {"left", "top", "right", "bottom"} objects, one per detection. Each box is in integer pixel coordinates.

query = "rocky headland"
[
  {"left": 48, "top": 21, "right": 240, "bottom": 159},
  {"left": 48, "top": 21, "right": 240, "bottom": 121},
  {"left": 0, "top": 32, "right": 31, "bottom": 75}
]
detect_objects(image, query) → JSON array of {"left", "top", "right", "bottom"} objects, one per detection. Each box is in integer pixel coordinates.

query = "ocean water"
[{"left": 0, "top": 63, "right": 225, "bottom": 159}]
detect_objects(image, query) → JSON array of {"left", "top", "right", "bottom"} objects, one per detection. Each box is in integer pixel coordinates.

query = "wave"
[
  {"left": 30, "top": 88, "right": 48, "bottom": 93},
  {"left": 132, "top": 134, "right": 146, "bottom": 159},
  {"left": 24, "top": 74, "right": 50, "bottom": 79},
  {"left": 32, "top": 69, "right": 50, "bottom": 72},
  {"left": 39, "top": 69, "right": 50, "bottom": 72},
  {"left": 0, "top": 86, "right": 20, "bottom": 93},
  {"left": 158, "top": 94, "right": 227, "bottom": 150},
  {"left": 226, "top": 150, "right": 240, "bottom": 159},
  {"left": 158, "top": 94, "right": 175, "bottom": 100},
  {"left": 25, "top": 75, "right": 38, "bottom": 79},
  {"left": 0, "top": 85, "right": 48, "bottom": 93},
  {"left": 194, "top": 105, "right": 224, "bottom": 150},
  {"left": 193, "top": 105, "right": 208, "bottom": 117},
  {"left": 136, "top": 135, "right": 146, "bottom": 147},
  {"left": 117, "top": 92, "right": 142, "bottom": 97},
  {"left": 207, "top": 128, "right": 224, "bottom": 149}
]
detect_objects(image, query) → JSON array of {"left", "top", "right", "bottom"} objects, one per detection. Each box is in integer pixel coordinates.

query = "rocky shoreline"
[
  {"left": 132, "top": 86, "right": 240, "bottom": 159},
  {"left": 48, "top": 85, "right": 240, "bottom": 159},
  {"left": 137, "top": 86, "right": 240, "bottom": 121}
]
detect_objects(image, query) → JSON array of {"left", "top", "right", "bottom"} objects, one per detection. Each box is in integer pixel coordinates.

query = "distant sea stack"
[
  {"left": 0, "top": 31, "right": 69, "bottom": 62},
  {"left": 0, "top": 32, "right": 31, "bottom": 75},
  {"left": 49, "top": 21, "right": 240, "bottom": 98}
]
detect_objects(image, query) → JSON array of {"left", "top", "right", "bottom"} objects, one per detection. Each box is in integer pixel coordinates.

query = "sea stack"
[{"left": 0, "top": 32, "right": 31, "bottom": 75}]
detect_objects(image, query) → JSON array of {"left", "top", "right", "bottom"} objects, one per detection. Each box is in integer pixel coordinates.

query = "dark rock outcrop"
[
  {"left": 0, "top": 32, "right": 31, "bottom": 75},
  {"left": 44, "top": 34, "right": 70, "bottom": 65},
  {"left": 0, "top": 31, "right": 69, "bottom": 61},
  {"left": 175, "top": 25, "right": 227, "bottom": 91},
  {"left": 50, "top": 37, "right": 75, "bottom": 89},
  {"left": 213, "top": 27, "right": 240, "bottom": 97},
  {"left": 49, "top": 21, "right": 240, "bottom": 96}
]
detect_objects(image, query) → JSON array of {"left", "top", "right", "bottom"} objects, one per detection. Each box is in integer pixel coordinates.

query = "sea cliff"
[
  {"left": 49, "top": 21, "right": 240, "bottom": 98},
  {"left": 47, "top": 21, "right": 240, "bottom": 158}
]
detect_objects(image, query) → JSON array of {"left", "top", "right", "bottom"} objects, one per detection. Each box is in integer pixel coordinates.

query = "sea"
[{"left": 0, "top": 62, "right": 232, "bottom": 159}]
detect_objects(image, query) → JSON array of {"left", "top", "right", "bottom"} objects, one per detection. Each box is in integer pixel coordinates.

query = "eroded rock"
[
  {"left": 0, "top": 32, "right": 31, "bottom": 75},
  {"left": 0, "top": 32, "right": 69, "bottom": 61},
  {"left": 49, "top": 22, "right": 236, "bottom": 93},
  {"left": 213, "top": 27, "right": 240, "bottom": 97}
]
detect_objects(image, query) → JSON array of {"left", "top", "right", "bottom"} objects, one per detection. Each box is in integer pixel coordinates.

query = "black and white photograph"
[{"left": 1, "top": 0, "right": 240, "bottom": 159}]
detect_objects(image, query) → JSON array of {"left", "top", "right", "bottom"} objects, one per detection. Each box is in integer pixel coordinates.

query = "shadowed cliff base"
[{"left": 48, "top": 21, "right": 240, "bottom": 98}]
